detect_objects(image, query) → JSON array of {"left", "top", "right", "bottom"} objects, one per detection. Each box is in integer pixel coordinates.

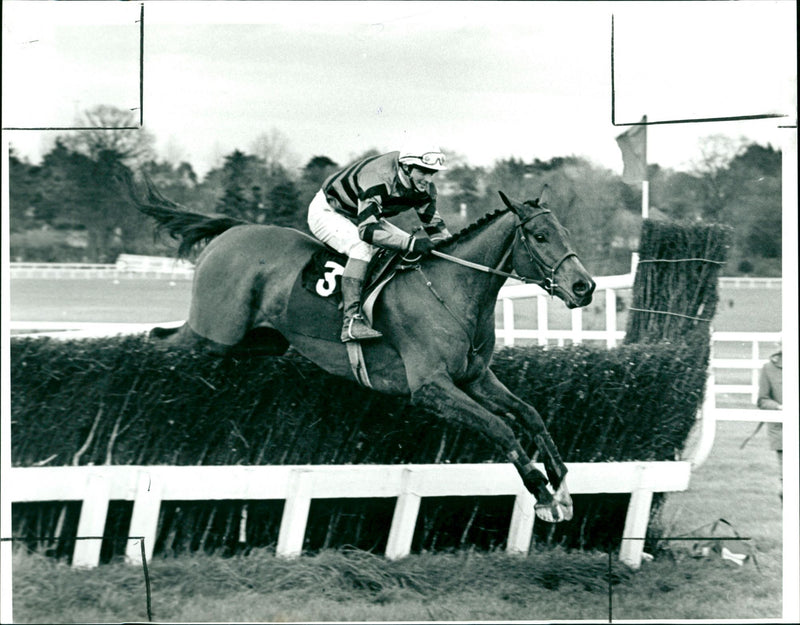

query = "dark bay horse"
[{"left": 127, "top": 178, "right": 595, "bottom": 523}]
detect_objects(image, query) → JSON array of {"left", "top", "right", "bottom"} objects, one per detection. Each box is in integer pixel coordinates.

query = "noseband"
[{"left": 514, "top": 209, "right": 578, "bottom": 295}]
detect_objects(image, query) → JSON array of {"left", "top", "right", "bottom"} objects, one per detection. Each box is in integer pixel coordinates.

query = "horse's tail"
[{"left": 122, "top": 170, "right": 249, "bottom": 259}]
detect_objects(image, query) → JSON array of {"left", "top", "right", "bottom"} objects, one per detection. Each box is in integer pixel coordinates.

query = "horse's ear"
[
  {"left": 498, "top": 190, "right": 514, "bottom": 210},
  {"left": 538, "top": 184, "right": 551, "bottom": 208}
]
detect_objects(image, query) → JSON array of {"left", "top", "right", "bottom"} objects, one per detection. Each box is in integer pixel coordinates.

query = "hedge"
[
  {"left": 626, "top": 219, "right": 732, "bottom": 353},
  {"left": 11, "top": 336, "right": 706, "bottom": 556}
]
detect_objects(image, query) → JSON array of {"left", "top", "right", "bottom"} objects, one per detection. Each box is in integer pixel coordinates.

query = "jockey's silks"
[{"left": 322, "top": 151, "right": 450, "bottom": 250}]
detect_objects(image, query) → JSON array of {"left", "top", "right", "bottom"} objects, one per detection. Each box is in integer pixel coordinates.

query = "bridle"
[
  {"left": 513, "top": 208, "right": 578, "bottom": 295},
  {"left": 428, "top": 208, "right": 577, "bottom": 296}
]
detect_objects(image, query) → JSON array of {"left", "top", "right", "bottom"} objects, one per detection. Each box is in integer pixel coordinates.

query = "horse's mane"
[{"left": 439, "top": 207, "right": 513, "bottom": 248}]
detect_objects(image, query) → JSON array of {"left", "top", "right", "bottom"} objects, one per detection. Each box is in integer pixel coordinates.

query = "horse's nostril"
[{"left": 573, "top": 280, "right": 588, "bottom": 296}]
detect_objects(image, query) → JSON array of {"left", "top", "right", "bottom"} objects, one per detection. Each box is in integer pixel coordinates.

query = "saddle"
[
  {"left": 291, "top": 246, "right": 413, "bottom": 342},
  {"left": 290, "top": 246, "right": 414, "bottom": 388}
]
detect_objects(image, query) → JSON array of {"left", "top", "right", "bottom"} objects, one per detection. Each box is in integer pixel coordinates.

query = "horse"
[{"left": 125, "top": 176, "right": 596, "bottom": 523}]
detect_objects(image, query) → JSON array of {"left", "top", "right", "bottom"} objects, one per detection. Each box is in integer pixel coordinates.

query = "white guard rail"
[
  {"left": 7, "top": 462, "right": 691, "bottom": 570},
  {"left": 9, "top": 256, "right": 193, "bottom": 280}
]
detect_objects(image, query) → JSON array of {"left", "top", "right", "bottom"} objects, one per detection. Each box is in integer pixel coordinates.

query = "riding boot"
[{"left": 340, "top": 276, "right": 383, "bottom": 342}]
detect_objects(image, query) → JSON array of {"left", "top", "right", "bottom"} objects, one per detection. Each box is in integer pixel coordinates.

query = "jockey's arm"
[
  {"left": 415, "top": 200, "right": 451, "bottom": 243},
  {"left": 356, "top": 198, "right": 414, "bottom": 252}
]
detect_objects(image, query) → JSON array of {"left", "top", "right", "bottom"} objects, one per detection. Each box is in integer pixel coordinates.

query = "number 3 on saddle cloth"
[{"left": 289, "top": 247, "right": 409, "bottom": 386}]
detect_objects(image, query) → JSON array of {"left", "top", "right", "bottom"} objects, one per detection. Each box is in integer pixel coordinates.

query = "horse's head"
[{"left": 499, "top": 188, "right": 595, "bottom": 308}]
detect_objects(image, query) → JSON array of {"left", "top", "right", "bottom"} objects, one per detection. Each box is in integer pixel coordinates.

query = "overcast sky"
[{"left": 2, "top": 1, "right": 796, "bottom": 177}]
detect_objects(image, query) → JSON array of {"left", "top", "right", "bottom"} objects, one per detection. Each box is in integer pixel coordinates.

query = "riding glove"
[{"left": 408, "top": 236, "right": 436, "bottom": 256}]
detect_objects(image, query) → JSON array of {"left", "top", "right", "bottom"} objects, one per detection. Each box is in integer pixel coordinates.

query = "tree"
[
  {"left": 442, "top": 164, "right": 482, "bottom": 221},
  {"left": 7, "top": 148, "right": 42, "bottom": 232},
  {"left": 267, "top": 175, "right": 303, "bottom": 229},
  {"left": 301, "top": 156, "right": 339, "bottom": 189},
  {"left": 690, "top": 135, "right": 748, "bottom": 220},
  {"left": 250, "top": 128, "right": 298, "bottom": 177},
  {"left": 652, "top": 170, "right": 706, "bottom": 221},
  {"left": 216, "top": 150, "right": 267, "bottom": 221},
  {"left": 297, "top": 155, "right": 339, "bottom": 215},
  {"left": 732, "top": 143, "right": 781, "bottom": 177},
  {"left": 60, "top": 105, "right": 156, "bottom": 167},
  {"left": 35, "top": 140, "right": 135, "bottom": 262}
]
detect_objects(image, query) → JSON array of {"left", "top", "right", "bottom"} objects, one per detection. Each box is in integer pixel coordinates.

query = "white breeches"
[{"left": 308, "top": 190, "right": 376, "bottom": 262}]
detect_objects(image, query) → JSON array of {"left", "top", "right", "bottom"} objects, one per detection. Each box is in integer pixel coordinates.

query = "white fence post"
[
  {"left": 276, "top": 469, "right": 312, "bottom": 558},
  {"left": 386, "top": 468, "right": 421, "bottom": 560},
  {"left": 506, "top": 490, "right": 536, "bottom": 555},
  {"left": 619, "top": 464, "right": 653, "bottom": 569},
  {"left": 126, "top": 471, "right": 162, "bottom": 566},
  {"left": 570, "top": 308, "right": 583, "bottom": 345},
  {"left": 73, "top": 473, "right": 111, "bottom": 568},
  {"left": 502, "top": 297, "right": 515, "bottom": 347},
  {"left": 537, "top": 296, "right": 548, "bottom": 346},
  {"left": 606, "top": 287, "right": 618, "bottom": 347},
  {"left": 751, "top": 340, "right": 760, "bottom": 404},
  {"left": 690, "top": 371, "right": 719, "bottom": 468}
]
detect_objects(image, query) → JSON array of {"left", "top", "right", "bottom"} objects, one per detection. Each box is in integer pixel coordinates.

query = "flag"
[{"left": 616, "top": 116, "right": 647, "bottom": 183}]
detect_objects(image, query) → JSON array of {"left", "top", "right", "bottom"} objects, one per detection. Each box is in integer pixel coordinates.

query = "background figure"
[{"left": 757, "top": 350, "right": 782, "bottom": 498}]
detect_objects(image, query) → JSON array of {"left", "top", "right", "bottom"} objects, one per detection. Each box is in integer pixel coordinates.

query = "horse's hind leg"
[
  {"left": 233, "top": 327, "right": 290, "bottom": 356},
  {"left": 148, "top": 322, "right": 234, "bottom": 356}
]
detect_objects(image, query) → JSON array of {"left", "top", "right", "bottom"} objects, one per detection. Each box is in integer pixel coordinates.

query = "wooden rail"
[{"left": 7, "top": 462, "right": 691, "bottom": 570}]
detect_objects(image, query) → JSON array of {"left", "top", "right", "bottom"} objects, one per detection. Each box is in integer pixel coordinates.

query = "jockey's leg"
[
  {"left": 341, "top": 257, "right": 383, "bottom": 342},
  {"left": 307, "top": 190, "right": 382, "bottom": 342}
]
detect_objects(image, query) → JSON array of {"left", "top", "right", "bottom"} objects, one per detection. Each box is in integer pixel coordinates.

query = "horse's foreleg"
[
  {"left": 464, "top": 370, "right": 572, "bottom": 521},
  {"left": 464, "top": 369, "right": 567, "bottom": 485},
  {"left": 411, "top": 373, "right": 564, "bottom": 519}
]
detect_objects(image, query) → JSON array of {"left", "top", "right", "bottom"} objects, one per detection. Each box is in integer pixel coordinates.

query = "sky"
[{"left": 2, "top": 0, "right": 796, "bottom": 178}]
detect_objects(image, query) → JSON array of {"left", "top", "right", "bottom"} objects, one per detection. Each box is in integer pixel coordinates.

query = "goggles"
[{"left": 419, "top": 152, "right": 446, "bottom": 167}]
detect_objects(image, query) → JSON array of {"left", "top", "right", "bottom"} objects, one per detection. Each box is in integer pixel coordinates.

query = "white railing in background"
[
  {"left": 718, "top": 276, "right": 782, "bottom": 289},
  {"left": 497, "top": 274, "right": 633, "bottom": 348},
  {"left": 689, "top": 371, "right": 783, "bottom": 468},
  {"left": 9, "top": 255, "right": 194, "bottom": 280},
  {"left": 115, "top": 254, "right": 194, "bottom": 276},
  {"left": 7, "top": 462, "right": 691, "bottom": 570},
  {"left": 9, "top": 262, "right": 119, "bottom": 279},
  {"left": 709, "top": 331, "right": 783, "bottom": 404}
]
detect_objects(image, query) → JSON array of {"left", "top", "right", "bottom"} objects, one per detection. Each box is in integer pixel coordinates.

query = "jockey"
[{"left": 307, "top": 144, "right": 452, "bottom": 342}]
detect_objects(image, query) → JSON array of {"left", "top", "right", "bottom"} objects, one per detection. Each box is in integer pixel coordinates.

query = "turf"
[{"left": 10, "top": 421, "right": 785, "bottom": 622}]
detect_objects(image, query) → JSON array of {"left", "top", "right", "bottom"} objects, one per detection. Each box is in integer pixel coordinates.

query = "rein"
[
  {"left": 427, "top": 209, "right": 577, "bottom": 295},
  {"left": 409, "top": 208, "right": 575, "bottom": 356}
]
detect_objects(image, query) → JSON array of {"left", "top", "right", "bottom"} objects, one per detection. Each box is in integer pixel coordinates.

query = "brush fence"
[
  {"left": 8, "top": 461, "right": 690, "bottom": 570},
  {"left": 10, "top": 316, "right": 781, "bottom": 469}
]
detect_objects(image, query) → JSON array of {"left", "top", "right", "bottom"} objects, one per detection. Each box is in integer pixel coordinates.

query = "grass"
[{"left": 10, "top": 421, "right": 784, "bottom": 623}]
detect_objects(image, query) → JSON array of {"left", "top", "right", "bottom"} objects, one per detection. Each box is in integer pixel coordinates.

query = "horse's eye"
[{"left": 533, "top": 233, "right": 548, "bottom": 243}]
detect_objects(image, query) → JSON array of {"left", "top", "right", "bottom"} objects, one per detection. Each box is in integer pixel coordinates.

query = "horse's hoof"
[
  {"left": 535, "top": 502, "right": 561, "bottom": 523},
  {"left": 554, "top": 482, "right": 573, "bottom": 521},
  {"left": 534, "top": 482, "right": 573, "bottom": 523},
  {"left": 534, "top": 501, "right": 573, "bottom": 523}
]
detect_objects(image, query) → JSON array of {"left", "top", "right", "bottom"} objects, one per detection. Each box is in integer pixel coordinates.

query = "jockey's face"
[{"left": 406, "top": 165, "right": 437, "bottom": 193}]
